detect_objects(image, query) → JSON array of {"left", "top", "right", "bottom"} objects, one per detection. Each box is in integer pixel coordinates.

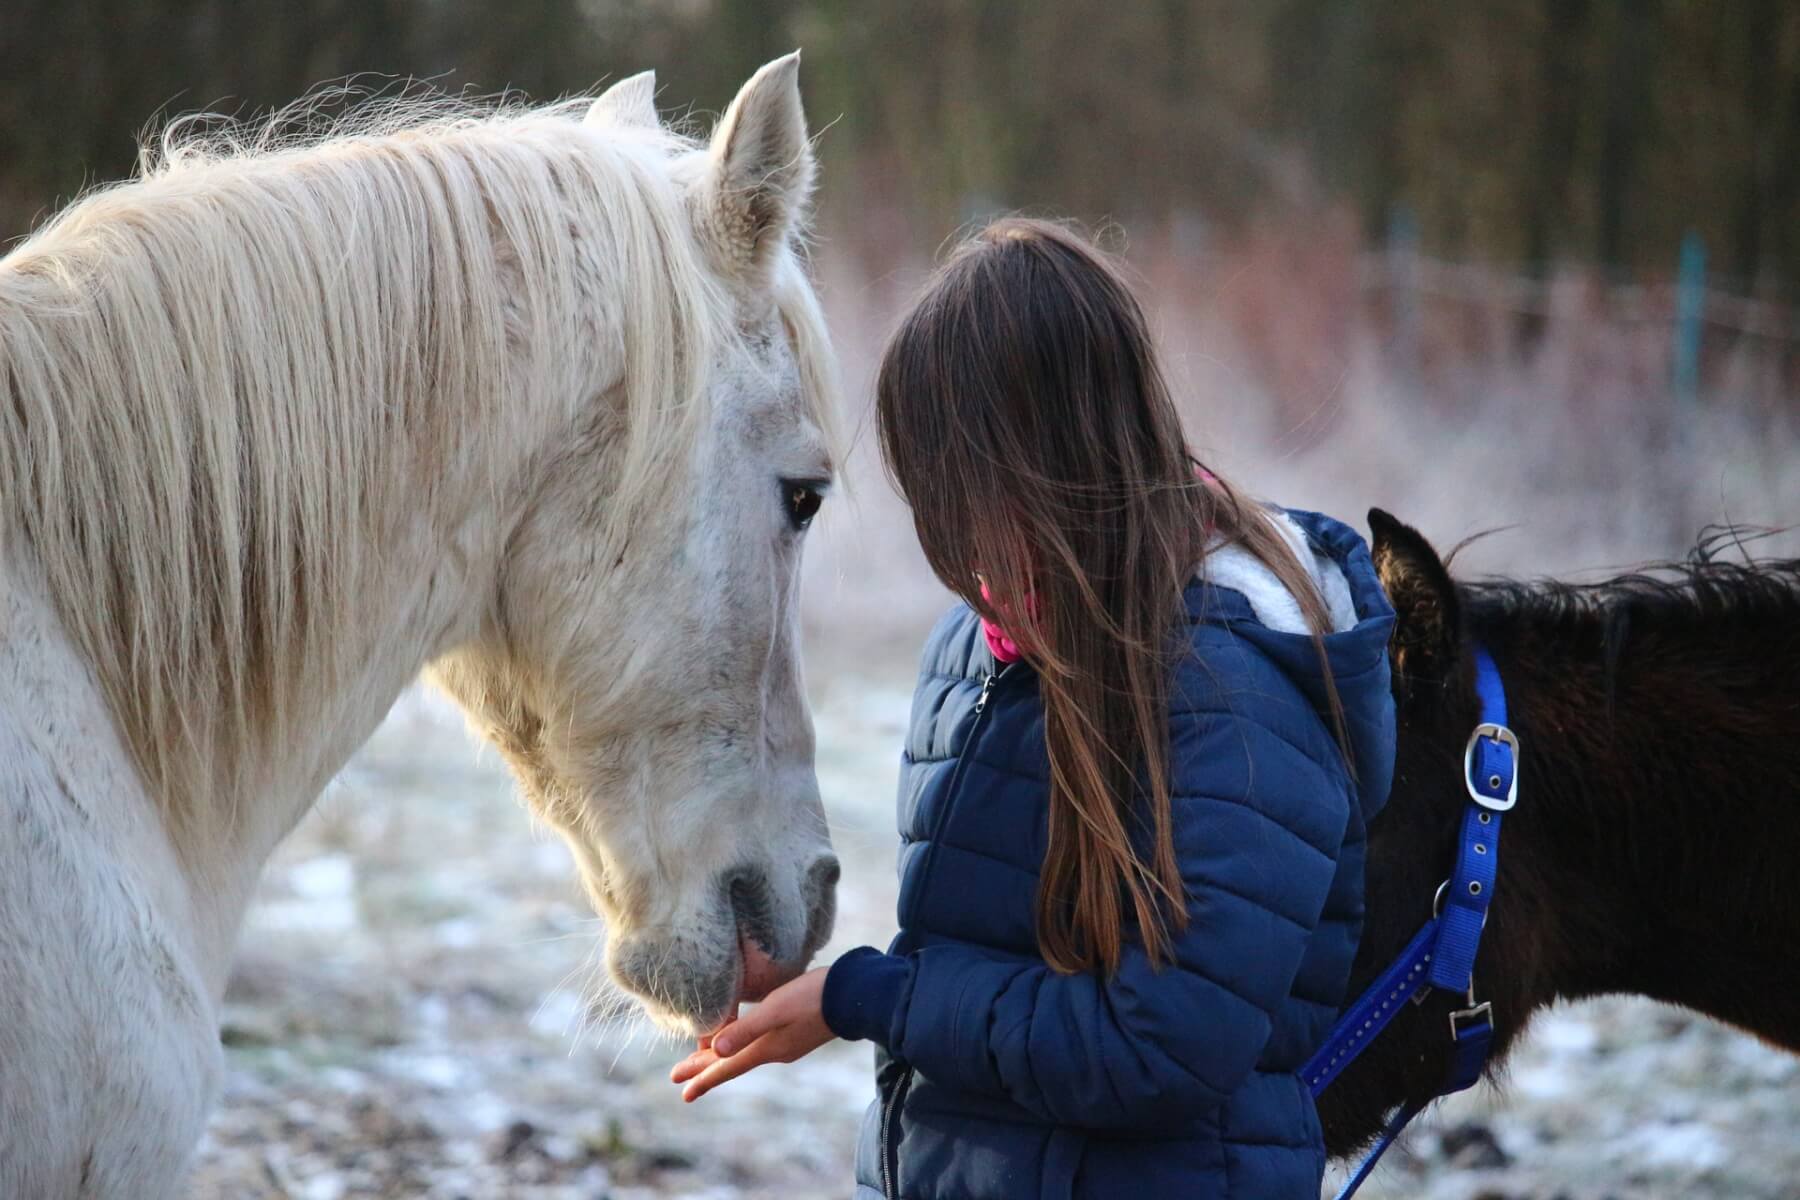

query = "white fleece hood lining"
[{"left": 1201, "top": 511, "right": 1360, "bottom": 636}]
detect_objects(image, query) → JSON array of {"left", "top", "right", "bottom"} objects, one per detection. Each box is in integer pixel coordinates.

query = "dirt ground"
[{"left": 188, "top": 677, "right": 1800, "bottom": 1200}]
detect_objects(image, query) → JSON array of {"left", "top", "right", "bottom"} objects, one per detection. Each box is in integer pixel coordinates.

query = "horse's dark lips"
[{"left": 732, "top": 950, "right": 774, "bottom": 1011}]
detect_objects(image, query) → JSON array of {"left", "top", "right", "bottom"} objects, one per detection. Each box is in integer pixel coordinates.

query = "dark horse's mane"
[
  {"left": 1459, "top": 526, "right": 1800, "bottom": 626},
  {"left": 1454, "top": 527, "right": 1800, "bottom": 687}
]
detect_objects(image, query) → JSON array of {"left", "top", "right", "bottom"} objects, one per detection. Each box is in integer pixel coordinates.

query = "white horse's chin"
[
  {"left": 604, "top": 920, "right": 739, "bottom": 1034},
  {"left": 607, "top": 919, "right": 810, "bottom": 1037}
]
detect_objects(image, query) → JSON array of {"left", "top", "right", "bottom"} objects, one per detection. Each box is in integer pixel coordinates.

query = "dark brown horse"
[{"left": 1319, "top": 508, "right": 1800, "bottom": 1159}]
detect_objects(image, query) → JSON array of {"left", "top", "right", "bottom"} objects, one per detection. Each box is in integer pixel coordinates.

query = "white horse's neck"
[
  {"left": 0, "top": 476, "right": 520, "bottom": 996},
  {"left": 0, "top": 549, "right": 221, "bottom": 981},
  {"left": 0, "top": 552, "right": 198, "bottom": 919},
  {"left": 217, "top": 493, "right": 514, "bottom": 862}
]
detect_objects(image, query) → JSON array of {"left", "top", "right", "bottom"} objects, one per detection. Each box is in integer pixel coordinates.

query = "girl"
[{"left": 671, "top": 218, "right": 1397, "bottom": 1199}]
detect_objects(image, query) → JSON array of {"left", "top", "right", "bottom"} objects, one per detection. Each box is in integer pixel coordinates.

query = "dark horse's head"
[
  {"left": 1320, "top": 508, "right": 1800, "bottom": 1158},
  {"left": 1316, "top": 508, "right": 1533, "bottom": 1157}
]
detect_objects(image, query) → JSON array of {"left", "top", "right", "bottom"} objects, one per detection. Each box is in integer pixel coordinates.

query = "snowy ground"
[{"left": 191, "top": 674, "right": 1800, "bottom": 1200}]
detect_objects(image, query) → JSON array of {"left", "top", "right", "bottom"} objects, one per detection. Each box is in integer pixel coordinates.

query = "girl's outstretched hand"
[{"left": 670, "top": 965, "right": 834, "bottom": 1102}]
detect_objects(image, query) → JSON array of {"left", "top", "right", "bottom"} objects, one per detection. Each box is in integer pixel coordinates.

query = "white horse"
[{"left": 0, "top": 55, "right": 839, "bottom": 1199}]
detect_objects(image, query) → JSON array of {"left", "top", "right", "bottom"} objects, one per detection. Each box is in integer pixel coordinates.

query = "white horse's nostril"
[
  {"left": 725, "top": 868, "right": 778, "bottom": 956},
  {"left": 809, "top": 855, "right": 843, "bottom": 892},
  {"left": 801, "top": 855, "right": 840, "bottom": 958}
]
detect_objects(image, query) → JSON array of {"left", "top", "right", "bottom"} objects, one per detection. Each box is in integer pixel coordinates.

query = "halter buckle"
[
  {"left": 1448, "top": 1000, "right": 1492, "bottom": 1040},
  {"left": 1432, "top": 879, "right": 1490, "bottom": 927},
  {"left": 1463, "top": 722, "right": 1520, "bottom": 811}
]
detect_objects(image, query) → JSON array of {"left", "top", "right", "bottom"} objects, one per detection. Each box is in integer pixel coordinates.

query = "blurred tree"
[
  {"left": 0, "top": 0, "right": 1796, "bottom": 295},
  {"left": 1596, "top": 0, "right": 1657, "bottom": 270},
  {"left": 1524, "top": 0, "right": 1589, "bottom": 268}
]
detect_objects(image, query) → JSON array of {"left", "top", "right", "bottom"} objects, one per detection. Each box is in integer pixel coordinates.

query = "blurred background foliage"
[{"left": 3, "top": 0, "right": 1798, "bottom": 294}]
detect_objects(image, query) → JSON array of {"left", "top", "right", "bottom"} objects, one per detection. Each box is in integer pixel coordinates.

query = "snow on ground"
[{"left": 192, "top": 674, "right": 1800, "bottom": 1200}]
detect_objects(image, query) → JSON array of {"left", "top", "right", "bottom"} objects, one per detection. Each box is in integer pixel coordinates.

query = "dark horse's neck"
[
  {"left": 1322, "top": 519, "right": 1800, "bottom": 1158},
  {"left": 1472, "top": 577, "right": 1799, "bottom": 1036}
]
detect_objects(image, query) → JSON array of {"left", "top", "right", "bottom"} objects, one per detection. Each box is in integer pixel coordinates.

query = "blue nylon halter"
[{"left": 1304, "top": 644, "right": 1518, "bottom": 1200}]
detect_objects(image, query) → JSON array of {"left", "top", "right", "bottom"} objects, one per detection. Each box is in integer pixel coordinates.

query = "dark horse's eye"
[{"left": 781, "top": 479, "right": 825, "bottom": 531}]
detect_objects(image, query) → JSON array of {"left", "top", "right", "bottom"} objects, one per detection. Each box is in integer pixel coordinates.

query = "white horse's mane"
[{"left": 0, "top": 91, "right": 835, "bottom": 825}]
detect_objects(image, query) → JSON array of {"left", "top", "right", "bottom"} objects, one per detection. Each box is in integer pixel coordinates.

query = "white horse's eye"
[{"left": 781, "top": 479, "right": 825, "bottom": 531}]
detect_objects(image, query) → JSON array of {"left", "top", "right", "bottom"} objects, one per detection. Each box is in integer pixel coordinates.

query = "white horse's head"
[{"left": 430, "top": 57, "right": 837, "bottom": 1035}]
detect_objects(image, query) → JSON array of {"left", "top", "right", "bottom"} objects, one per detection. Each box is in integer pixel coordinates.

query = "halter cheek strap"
[{"left": 1303, "top": 644, "right": 1518, "bottom": 1200}]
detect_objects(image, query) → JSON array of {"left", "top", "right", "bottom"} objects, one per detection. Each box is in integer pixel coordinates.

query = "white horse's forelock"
[{"left": 0, "top": 91, "right": 832, "bottom": 830}]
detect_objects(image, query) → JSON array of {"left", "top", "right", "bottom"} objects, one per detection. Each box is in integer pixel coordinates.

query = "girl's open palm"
[{"left": 670, "top": 966, "right": 835, "bottom": 1102}]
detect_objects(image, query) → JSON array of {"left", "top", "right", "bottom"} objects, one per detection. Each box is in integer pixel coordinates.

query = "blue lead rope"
[{"left": 1304, "top": 644, "right": 1518, "bottom": 1200}]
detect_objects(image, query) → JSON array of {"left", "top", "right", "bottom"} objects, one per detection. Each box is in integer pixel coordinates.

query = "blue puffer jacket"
[{"left": 822, "top": 510, "right": 1397, "bottom": 1200}]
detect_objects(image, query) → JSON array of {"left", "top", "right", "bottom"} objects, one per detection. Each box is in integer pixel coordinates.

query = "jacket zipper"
[
  {"left": 973, "top": 668, "right": 1000, "bottom": 714},
  {"left": 879, "top": 1067, "right": 914, "bottom": 1199},
  {"left": 904, "top": 665, "right": 1009, "bottom": 938},
  {"left": 881, "top": 664, "right": 1012, "bottom": 1197}
]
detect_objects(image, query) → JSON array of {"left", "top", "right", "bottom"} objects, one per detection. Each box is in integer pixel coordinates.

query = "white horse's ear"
[
  {"left": 586, "top": 71, "right": 659, "bottom": 129},
  {"left": 700, "top": 51, "right": 815, "bottom": 282}
]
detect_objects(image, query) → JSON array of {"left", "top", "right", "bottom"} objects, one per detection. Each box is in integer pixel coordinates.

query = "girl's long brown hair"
[{"left": 877, "top": 218, "right": 1343, "bottom": 975}]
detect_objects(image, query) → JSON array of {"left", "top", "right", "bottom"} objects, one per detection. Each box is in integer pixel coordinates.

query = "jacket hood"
[{"left": 1185, "top": 508, "right": 1397, "bottom": 822}]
